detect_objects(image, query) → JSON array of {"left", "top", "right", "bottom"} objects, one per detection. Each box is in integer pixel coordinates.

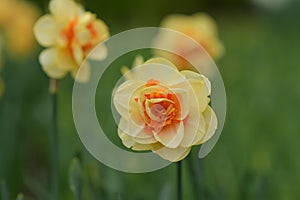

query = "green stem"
[
  {"left": 177, "top": 161, "right": 182, "bottom": 200},
  {"left": 50, "top": 79, "right": 59, "bottom": 200}
]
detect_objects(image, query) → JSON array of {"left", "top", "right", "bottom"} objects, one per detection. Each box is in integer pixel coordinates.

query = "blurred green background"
[{"left": 1, "top": 0, "right": 300, "bottom": 199}]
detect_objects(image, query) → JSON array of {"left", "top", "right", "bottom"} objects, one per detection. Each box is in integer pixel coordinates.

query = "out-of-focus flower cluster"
[
  {"left": 34, "top": 0, "right": 110, "bottom": 82},
  {"left": 0, "top": 0, "right": 40, "bottom": 56},
  {"left": 153, "top": 13, "right": 224, "bottom": 71},
  {"left": 114, "top": 57, "right": 217, "bottom": 162}
]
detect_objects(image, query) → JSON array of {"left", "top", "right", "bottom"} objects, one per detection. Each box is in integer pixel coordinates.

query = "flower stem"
[
  {"left": 177, "top": 161, "right": 182, "bottom": 200},
  {"left": 50, "top": 79, "right": 59, "bottom": 200}
]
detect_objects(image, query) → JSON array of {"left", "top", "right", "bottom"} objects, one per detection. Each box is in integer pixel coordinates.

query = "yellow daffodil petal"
[
  {"left": 154, "top": 121, "right": 184, "bottom": 148},
  {"left": 180, "top": 107, "right": 206, "bottom": 147},
  {"left": 93, "top": 19, "right": 110, "bottom": 41},
  {"left": 195, "top": 106, "right": 217, "bottom": 145},
  {"left": 169, "top": 88, "right": 190, "bottom": 120},
  {"left": 39, "top": 48, "right": 67, "bottom": 78},
  {"left": 113, "top": 80, "right": 144, "bottom": 119},
  {"left": 71, "top": 61, "right": 90, "bottom": 83},
  {"left": 49, "top": 0, "right": 82, "bottom": 20},
  {"left": 88, "top": 44, "right": 107, "bottom": 61},
  {"left": 33, "top": 15, "right": 57, "bottom": 47},
  {"left": 144, "top": 57, "right": 178, "bottom": 70},
  {"left": 152, "top": 143, "right": 191, "bottom": 162}
]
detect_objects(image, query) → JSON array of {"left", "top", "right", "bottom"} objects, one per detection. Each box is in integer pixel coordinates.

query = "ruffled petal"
[
  {"left": 71, "top": 60, "right": 90, "bottom": 83},
  {"left": 88, "top": 44, "right": 107, "bottom": 60},
  {"left": 152, "top": 143, "right": 191, "bottom": 162},
  {"left": 133, "top": 64, "right": 186, "bottom": 87},
  {"left": 118, "top": 129, "right": 152, "bottom": 151},
  {"left": 49, "top": 0, "right": 82, "bottom": 21},
  {"left": 113, "top": 80, "right": 144, "bottom": 119},
  {"left": 180, "top": 106, "right": 206, "bottom": 147},
  {"left": 168, "top": 88, "right": 189, "bottom": 120},
  {"left": 154, "top": 121, "right": 184, "bottom": 148},
  {"left": 195, "top": 106, "right": 217, "bottom": 144},
  {"left": 39, "top": 48, "right": 67, "bottom": 79},
  {"left": 34, "top": 15, "right": 57, "bottom": 47}
]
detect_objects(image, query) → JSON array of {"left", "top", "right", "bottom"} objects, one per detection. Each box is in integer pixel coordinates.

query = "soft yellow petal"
[
  {"left": 118, "top": 129, "right": 152, "bottom": 151},
  {"left": 88, "top": 44, "right": 107, "bottom": 60},
  {"left": 168, "top": 88, "right": 189, "bottom": 120},
  {"left": 71, "top": 61, "right": 90, "bottom": 83},
  {"left": 152, "top": 143, "right": 191, "bottom": 162},
  {"left": 118, "top": 117, "right": 156, "bottom": 144},
  {"left": 93, "top": 19, "right": 110, "bottom": 42},
  {"left": 56, "top": 48, "right": 77, "bottom": 71},
  {"left": 39, "top": 48, "right": 67, "bottom": 79},
  {"left": 154, "top": 121, "right": 184, "bottom": 148},
  {"left": 195, "top": 106, "right": 217, "bottom": 144},
  {"left": 34, "top": 15, "right": 57, "bottom": 47},
  {"left": 144, "top": 57, "right": 178, "bottom": 71},
  {"left": 49, "top": 0, "right": 82, "bottom": 21},
  {"left": 189, "top": 79, "right": 210, "bottom": 112},
  {"left": 113, "top": 80, "right": 144, "bottom": 119},
  {"left": 71, "top": 43, "right": 84, "bottom": 65},
  {"left": 131, "top": 63, "right": 185, "bottom": 86},
  {"left": 180, "top": 107, "right": 206, "bottom": 147},
  {"left": 180, "top": 70, "right": 211, "bottom": 95}
]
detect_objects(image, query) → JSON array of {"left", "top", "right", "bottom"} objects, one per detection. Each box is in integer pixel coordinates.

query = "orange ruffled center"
[
  {"left": 135, "top": 79, "right": 181, "bottom": 133},
  {"left": 62, "top": 17, "right": 99, "bottom": 59}
]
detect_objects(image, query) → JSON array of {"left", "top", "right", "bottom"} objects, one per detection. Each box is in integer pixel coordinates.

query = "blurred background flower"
[
  {"left": 153, "top": 13, "right": 224, "bottom": 71},
  {"left": 34, "top": 0, "right": 109, "bottom": 82},
  {"left": 0, "top": 0, "right": 40, "bottom": 57}
]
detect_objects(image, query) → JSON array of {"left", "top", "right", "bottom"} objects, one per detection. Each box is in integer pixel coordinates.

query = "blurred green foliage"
[{"left": 1, "top": 0, "right": 300, "bottom": 199}]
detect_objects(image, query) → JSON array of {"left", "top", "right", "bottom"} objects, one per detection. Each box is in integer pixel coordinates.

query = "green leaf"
[{"left": 69, "top": 158, "right": 83, "bottom": 200}]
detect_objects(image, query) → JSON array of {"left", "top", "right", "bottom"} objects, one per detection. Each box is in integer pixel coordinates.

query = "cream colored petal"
[
  {"left": 133, "top": 130, "right": 157, "bottom": 144},
  {"left": 188, "top": 79, "right": 210, "bottom": 112},
  {"left": 72, "top": 43, "right": 84, "bottom": 65},
  {"left": 113, "top": 80, "right": 143, "bottom": 119},
  {"left": 131, "top": 63, "right": 185, "bottom": 86},
  {"left": 180, "top": 107, "right": 206, "bottom": 147},
  {"left": 49, "top": 0, "right": 82, "bottom": 20},
  {"left": 131, "top": 143, "right": 152, "bottom": 151},
  {"left": 76, "top": 28, "right": 91, "bottom": 46},
  {"left": 118, "top": 117, "right": 156, "bottom": 144},
  {"left": 118, "top": 129, "right": 152, "bottom": 151},
  {"left": 88, "top": 44, "right": 107, "bottom": 60},
  {"left": 145, "top": 57, "right": 178, "bottom": 70},
  {"left": 195, "top": 106, "right": 217, "bottom": 144},
  {"left": 33, "top": 15, "right": 57, "bottom": 47},
  {"left": 71, "top": 61, "right": 90, "bottom": 82},
  {"left": 118, "top": 117, "right": 145, "bottom": 138},
  {"left": 168, "top": 88, "right": 189, "bottom": 120},
  {"left": 93, "top": 19, "right": 110, "bottom": 41},
  {"left": 56, "top": 48, "right": 77, "bottom": 71},
  {"left": 152, "top": 143, "right": 191, "bottom": 162},
  {"left": 39, "top": 48, "right": 67, "bottom": 79},
  {"left": 180, "top": 70, "right": 211, "bottom": 95},
  {"left": 154, "top": 121, "right": 184, "bottom": 148},
  {"left": 118, "top": 129, "right": 135, "bottom": 149}
]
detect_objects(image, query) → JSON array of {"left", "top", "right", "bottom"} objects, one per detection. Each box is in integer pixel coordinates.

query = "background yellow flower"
[
  {"left": 34, "top": 0, "right": 110, "bottom": 82},
  {"left": 153, "top": 13, "right": 224, "bottom": 71},
  {"left": 114, "top": 58, "right": 217, "bottom": 162},
  {"left": 0, "top": 0, "right": 40, "bottom": 57}
]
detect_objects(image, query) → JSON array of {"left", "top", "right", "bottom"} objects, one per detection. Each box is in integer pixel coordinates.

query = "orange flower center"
[
  {"left": 135, "top": 79, "right": 181, "bottom": 133},
  {"left": 62, "top": 17, "right": 99, "bottom": 59}
]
